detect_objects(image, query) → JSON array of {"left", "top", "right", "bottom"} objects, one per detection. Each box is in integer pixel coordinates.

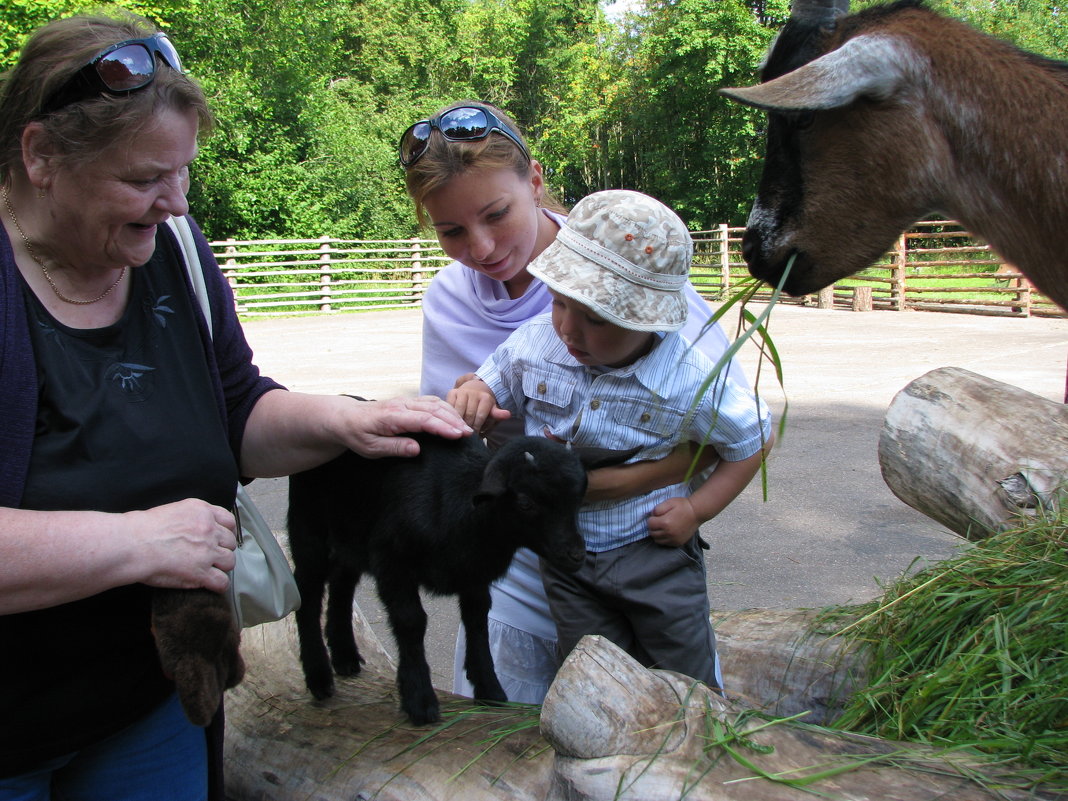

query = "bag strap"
[
  {"left": 165, "top": 215, "right": 213, "bottom": 339},
  {"left": 165, "top": 214, "right": 246, "bottom": 543}
]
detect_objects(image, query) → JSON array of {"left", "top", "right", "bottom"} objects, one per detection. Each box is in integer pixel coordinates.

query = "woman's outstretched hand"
[{"left": 336, "top": 394, "right": 475, "bottom": 458}]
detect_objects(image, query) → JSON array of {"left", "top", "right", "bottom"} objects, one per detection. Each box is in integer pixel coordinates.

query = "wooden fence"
[
  {"left": 212, "top": 237, "right": 452, "bottom": 316},
  {"left": 688, "top": 220, "right": 1063, "bottom": 318},
  {"left": 210, "top": 221, "right": 1063, "bottom": 318}
]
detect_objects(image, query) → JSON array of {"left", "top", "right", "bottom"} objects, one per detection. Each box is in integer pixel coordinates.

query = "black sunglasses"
[
  {"left": 398, "top": 105, "right": 530, "bottom": 167},
  {"left": 40, "top": 33, "right": 183, "bottom": 115}
]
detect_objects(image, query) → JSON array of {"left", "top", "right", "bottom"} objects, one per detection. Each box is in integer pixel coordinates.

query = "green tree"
[{"left": 621, "top": 0, "right": 788, "bottom": 227}]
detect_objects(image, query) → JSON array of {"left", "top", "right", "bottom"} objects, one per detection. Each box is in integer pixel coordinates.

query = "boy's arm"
[
  {"left": 447, "top": 376, "right": 511, "bottom": 434},
  {"left": 647, "top": 435, "right": 774, "bottom": 547}
]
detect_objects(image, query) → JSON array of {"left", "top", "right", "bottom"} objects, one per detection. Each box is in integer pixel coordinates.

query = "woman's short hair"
[
  {"left": 0, "top": 13, "right": 214, "bottom": 181},
  {"left": 402, "top": 101, "right": 565, "bottom": 226}
]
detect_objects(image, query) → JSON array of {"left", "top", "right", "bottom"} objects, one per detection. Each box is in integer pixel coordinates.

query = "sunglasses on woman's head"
[
  {"left": 40, "top": 33, "right": 183, "bottom": 115},
  {"left": 398, "top": 105, "right": 531, "bottom": 168}
]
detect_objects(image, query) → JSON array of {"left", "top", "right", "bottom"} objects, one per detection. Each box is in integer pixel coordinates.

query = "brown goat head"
[{"left": 720, "top": 0, "right": 1068, "bottom": 312}]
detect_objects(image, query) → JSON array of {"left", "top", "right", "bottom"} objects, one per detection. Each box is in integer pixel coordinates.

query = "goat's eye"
[
  {"left": 794, "top": 111, "right": 815, "bottom": 131},
  {"left": 515, "top": 494, "right": 537, "bottom": 513}
]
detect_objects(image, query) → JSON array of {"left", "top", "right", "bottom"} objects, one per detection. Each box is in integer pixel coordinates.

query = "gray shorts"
[{"left": 541, "top": 535, "right": 720, "bottom": 690}]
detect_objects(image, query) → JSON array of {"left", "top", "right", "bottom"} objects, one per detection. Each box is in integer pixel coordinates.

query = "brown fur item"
[{"left": 151, "top": 588, "right": 244, "bottom": 726}]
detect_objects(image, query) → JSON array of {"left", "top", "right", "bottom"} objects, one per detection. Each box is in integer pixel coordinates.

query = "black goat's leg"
[
  {"left": 290, "top": 530, "right": 335, "bottom": 700},
  {"left": 458, "top": 588, "right": 507, "bottom": 705},
  {"left": 325, "top": 567, "right": 363, "bottom": 676},
  {"left": 377, "top": 578, "right": 438, "bottom": 724}
]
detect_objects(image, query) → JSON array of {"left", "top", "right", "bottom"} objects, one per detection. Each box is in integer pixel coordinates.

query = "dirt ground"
[{"left": 240, "top": 301, "right": 1068, "bottom": 690}]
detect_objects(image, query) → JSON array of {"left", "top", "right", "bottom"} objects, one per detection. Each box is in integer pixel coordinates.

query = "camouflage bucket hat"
[{"left": 528, "top": 189, "right": 692, "bottom": 332}]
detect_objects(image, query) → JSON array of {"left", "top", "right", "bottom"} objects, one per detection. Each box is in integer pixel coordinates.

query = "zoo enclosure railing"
[
  {"left": 690, "top": 220, "right": 1062, "bottom": 318},
  {"left": 210, "top": 221, "right": 1063, "bottom": 318}
]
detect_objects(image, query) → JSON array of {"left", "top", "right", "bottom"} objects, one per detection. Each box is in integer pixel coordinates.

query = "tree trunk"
[
  {"left": 224, "top": 606, "right": 1064, "bottom": 800},
  {"left": 878, "top": 367, "right": 1068, "bottom": 539},
  {"left": 225, "top": 613, "right": 555, "bottom": 801},
  {"left": 541, "top": 636, "right": 1059, "bottom": 801}
]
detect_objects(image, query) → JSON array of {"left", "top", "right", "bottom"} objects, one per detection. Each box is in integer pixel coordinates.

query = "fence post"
[
  {"left": 319, "top": 236, "right": 332, "bottom": 312},
  {"left": 891, "top": 233, "right": 907, "bottom": 311},
  {"left": 851, "top": 286, "right": 873, "bottom": 312},
  {"left": 817, "top": 285, "right": 835, "bottom": 309},
  {"left": 719, "top": 224, "right": 731, "bottom": 296},
  {"left": 223, "top": 240, "right": 243, "bottom": 313},
  {"left": 410, "top": 238, "right": 424, "bottom": 304}
]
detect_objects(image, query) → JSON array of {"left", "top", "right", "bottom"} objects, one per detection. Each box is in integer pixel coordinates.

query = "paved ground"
[{"left": 240, "top": 303, "right": 1068, "bottom": 690}]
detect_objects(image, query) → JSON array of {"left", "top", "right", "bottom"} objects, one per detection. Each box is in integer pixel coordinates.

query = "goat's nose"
[{"left": 741, "top": 229, "right": 756, "bottom": 265}]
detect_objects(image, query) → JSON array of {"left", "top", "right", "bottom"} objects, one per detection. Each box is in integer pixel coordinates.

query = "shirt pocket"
[
  {"left": 522, "top": 368, "right": 576, "bottom": 415},
  {"left": 612, "top": 396, "right": 689, "bottom": 440}
]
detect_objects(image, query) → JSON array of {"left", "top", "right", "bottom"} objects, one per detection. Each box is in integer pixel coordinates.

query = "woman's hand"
[
  {"left": 127, "top": 499, "right": 238, "bottom": 593},
  {"left": 447, "top": 377, "right": 511, "bottom": 434},
  {"left": 585, "top": 441, "right": 720, "bottom": 503},
  {"left": 332, "top": 394, "right": 476, "bottom": 458},
  {"left": 241, "top": 389, "right": 474, "bottom": 476},
  {"left": 0, "top": 500, "right": 238, "bottom": 614}
]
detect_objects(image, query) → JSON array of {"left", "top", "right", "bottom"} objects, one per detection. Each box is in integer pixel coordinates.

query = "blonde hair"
[
  {"left": 0, "top": 13, "right": 213, "bottom": 181},
  {"left": 402, "top": 100, "right": 566, "bottom": 226}
]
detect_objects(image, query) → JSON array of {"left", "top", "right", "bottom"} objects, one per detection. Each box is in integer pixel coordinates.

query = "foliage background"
[{"left": 2, "top": 0, "right": 1064, "bottom": 240}]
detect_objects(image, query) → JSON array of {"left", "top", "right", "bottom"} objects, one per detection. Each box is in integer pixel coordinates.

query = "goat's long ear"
[{"left": 719, "top": 34, "right": 912, "bottom": 112}]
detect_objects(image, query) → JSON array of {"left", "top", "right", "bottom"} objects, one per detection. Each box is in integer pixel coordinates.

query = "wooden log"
[
  {"left": 879, "top": 366, "right": 1068, "bottom": 539},
  {"left": 817, "top": 285, "right": 835, "bottom": 308},
  {"left": 851, "top": 286, "right": 873, "bottom": 312},
  {"left": 541, "top": 636, "right": 1058, "bottom": 801},
  {"left": 224, "top": 606, "right": 1066, "bottom": 800},
  {"left": 224, "top": 612, "right": 555, "bottom": 800},
  {"left": 715, "top": 608, "right": 864, "bottom": 725}
]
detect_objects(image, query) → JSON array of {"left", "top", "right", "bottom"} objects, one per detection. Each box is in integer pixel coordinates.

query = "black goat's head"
[{"left": 473, "top": 437, "right": 593, "bottom": 573}]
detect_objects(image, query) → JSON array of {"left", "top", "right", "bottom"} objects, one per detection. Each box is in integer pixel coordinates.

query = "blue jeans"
[{"left": 0, "top": 692, "right": 207, "bottom": 801}]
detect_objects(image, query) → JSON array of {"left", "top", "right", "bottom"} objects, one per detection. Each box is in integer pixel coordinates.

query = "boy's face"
[{"left": 549, "top": 289, "right": 656, "bottom": 368}]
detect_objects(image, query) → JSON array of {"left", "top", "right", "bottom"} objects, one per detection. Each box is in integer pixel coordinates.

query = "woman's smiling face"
[
  {"left": 40, "top": 105, "right": 198, "bottom": 273},
  {"left": 421, "top": 164, "right": 547, "bottom": 295}
]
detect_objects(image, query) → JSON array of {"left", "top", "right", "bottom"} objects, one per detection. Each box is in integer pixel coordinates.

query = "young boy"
[{"left": 448, "top": 189, "right": 772, "bottom": 689}]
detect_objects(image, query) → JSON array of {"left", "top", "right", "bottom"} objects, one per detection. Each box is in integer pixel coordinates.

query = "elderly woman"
[{"left": 0, "top": 14, "right": 469, "bottom": 799}]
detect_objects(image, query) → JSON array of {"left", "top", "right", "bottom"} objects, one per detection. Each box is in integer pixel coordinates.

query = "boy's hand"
[
  {"left": 447, "top": 377, "right": 511, "bottom": 434},
  {"left": 647, "top": 497, "right": 700, "bottom": 547}
]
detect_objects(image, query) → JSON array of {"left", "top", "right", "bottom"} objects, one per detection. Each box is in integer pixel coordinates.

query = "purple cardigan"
[{"left": 0, "top": 216, "right": 283, "bottom": 507}]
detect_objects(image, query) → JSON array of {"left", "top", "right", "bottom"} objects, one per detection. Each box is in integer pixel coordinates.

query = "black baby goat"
[{"left": 288, "top": 431, "right": 609, "bottom": 725}]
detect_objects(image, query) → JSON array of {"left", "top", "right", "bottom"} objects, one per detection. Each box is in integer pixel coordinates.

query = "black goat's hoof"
[
  {"left": 331, "top": 650, "right": 364, "bottom": 677},
  {"left": 403, "top": 696, "right": 441, "bottom": 726},
  {"left": 305, "top": 672, "right": 336, "bottom": 701},
  {"left": 473, "top": 686, "right": 508, "bottom": 706}
]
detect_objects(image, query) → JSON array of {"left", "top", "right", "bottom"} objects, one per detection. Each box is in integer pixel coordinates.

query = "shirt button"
[
  {"left": 640, "top": 412, "right": 651, "bottom": 422},
  {"left": 537, "top": 381, "right": 547, "bottom": 394},
  {"left": 590, "top": 399, "right": 601, "bottom": 410}
]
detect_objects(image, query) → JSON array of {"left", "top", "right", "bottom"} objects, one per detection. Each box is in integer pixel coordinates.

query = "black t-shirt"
[{"left": 0, "top": 237, "right": 239, "bottom": 775}]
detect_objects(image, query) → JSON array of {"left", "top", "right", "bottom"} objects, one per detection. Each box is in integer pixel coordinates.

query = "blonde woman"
[{"left": 399, "top": 102, "right": 748, "bottom": 703}]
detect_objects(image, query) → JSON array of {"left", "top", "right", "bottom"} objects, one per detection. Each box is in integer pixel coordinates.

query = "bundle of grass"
[{"left": 828, "top": 509, "right": 1068, "bottom": 788}]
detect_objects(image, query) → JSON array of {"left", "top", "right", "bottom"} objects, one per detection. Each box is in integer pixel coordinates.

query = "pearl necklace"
[{"left": 2, "top": 184, "right": 127, "bottom": 305}]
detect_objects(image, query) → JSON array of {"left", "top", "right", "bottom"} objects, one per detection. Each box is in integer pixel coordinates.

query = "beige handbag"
[{"left": 166, "top": 216, "right": 301, "bottom": 628}]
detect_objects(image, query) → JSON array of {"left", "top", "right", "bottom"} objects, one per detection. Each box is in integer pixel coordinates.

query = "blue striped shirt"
[{"left": 477, "top": 314, "right": 772, "bottom": 552}]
